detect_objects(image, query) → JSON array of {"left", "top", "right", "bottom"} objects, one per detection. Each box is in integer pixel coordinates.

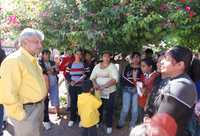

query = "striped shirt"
[{"left": 66, "top": 62, "right": 89, "bottom": 86}]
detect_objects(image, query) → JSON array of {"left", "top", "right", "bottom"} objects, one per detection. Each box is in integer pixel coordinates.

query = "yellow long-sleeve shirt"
[
  {"left": 0, "top": 47, "right": 47, "bottom": 121},
  {"left": 78, "top": 93, "right": 102, "bottom": 128}
]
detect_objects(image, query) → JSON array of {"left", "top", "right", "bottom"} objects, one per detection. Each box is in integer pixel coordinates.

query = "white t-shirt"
[{"left": 90, "top": 63, "right": 119, "bottom": 96}]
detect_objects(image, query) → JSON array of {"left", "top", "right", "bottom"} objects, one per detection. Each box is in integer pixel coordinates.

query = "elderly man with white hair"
[{"left": 0, "top": 28, "right": 47, "bottom": 136}]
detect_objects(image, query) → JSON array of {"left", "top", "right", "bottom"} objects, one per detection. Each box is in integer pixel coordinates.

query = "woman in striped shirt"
[{"left": 66, "top": 49, "right": 90, "bottom": 127}]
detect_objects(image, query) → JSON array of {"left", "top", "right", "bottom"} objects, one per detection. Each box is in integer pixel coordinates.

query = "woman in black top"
[{"left": 117, "top": 52, "right": 142, "bottom": 128}]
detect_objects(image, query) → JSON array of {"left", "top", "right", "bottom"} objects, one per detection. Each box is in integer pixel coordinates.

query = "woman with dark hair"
[
  {"left": 144, "top": 51, "right": 168, "bottom": 118},
  {"left": 154, "top": 46, "right": 197, "bottom": 136},
  {"left": 117, "top": 52, "right": 142, "bottom": 129},
  {"left": 39, "top": 49, "right": 59, "bottom": 130},
  {"left": 90, "top": 51, "right": 119, "bottom": 134},
  {"left": 138, "top": 57, "right": 159, "bottom": 123},
  {"left": 0, "top": 48, "right": 6, "bottom": 136},
  {"left": 66, "top": 49, "right": 90, "bottom": 127}
]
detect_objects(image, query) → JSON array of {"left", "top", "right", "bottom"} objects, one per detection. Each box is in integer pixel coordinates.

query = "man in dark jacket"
[{"left": 155, "top": 46, "right": 197, "bottom": 136}]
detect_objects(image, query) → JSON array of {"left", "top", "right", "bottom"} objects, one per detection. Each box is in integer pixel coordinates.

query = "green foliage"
[
  {"left": 59, "top": 95, "right": 67, "bottom": 108},
  {"left": 40, "top": 0, "right": 200, "bottom": 52},
  {"left": 0, "top": 0, "right": 47, "bottom": 46},
  {"left": 1, "top": 0, "right": 200, "bottom": 52}
]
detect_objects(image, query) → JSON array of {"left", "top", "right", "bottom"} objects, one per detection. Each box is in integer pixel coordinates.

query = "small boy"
[{"left": 78, "top": 80, "right": 102, "bottom": 136}]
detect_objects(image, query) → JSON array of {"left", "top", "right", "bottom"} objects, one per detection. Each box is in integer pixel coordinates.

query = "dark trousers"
[
  {"left": 82, "top": 125, "right": 97, "bottom": 136},
  {"left": 43, "top": 97, "right": 50, "bottom": 122},
  {"left": 99, "top": 92, "right": 116, "bottom": 127},
  {"left": 69, "top": 86, "right": 82, "bottom": 121},
  {"left": 137, "top": 106, "right": 145, "bottom": 124}
]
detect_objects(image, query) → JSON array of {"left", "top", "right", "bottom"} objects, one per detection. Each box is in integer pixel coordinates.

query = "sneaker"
[
  {"left": 43, "top": 122, "right": 51, "bottom": 130},
  {"left": 2, "top": 121, "right": 7, "bottom": 130},
  {"left": 67, "top": 121, "right": 74, "bottom": 127},
  {"left": 106, "top": 127, "right": 112, "bottom": 134},
  {"left": 96, "top": 123, "right": 103, "bottom": 128}
]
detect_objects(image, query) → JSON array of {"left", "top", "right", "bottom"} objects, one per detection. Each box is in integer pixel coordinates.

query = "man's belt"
[{"left": 23, "top": 100, "right": 42, "bottom": 106}]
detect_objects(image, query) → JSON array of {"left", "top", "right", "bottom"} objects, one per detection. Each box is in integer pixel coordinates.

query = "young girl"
[{"left": 138, "top": 57, "right": 159, "bottom": 122}]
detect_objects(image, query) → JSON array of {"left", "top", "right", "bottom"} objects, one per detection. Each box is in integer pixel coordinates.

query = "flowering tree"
[
  {"left": 39, "top": 0, "right": 200, "bottom": 53},
  {"left": 0, "top": 0, "right": 46, "bottom": 47},
  {"left": 1, "top": 0, "right": 200, "bottom": 53}
]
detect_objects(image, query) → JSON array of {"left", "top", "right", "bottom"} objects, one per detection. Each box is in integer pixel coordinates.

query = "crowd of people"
[{"left": 0, "top": 28, "right": 200, "bottom": 136}]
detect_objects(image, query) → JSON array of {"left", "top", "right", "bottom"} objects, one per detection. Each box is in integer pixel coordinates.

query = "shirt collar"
[
  {"left": 19, "top": 47, "right": 37, "bottom": 64},
  {"left": 170, "top": 73, "right": 186, "bottom": 79}
]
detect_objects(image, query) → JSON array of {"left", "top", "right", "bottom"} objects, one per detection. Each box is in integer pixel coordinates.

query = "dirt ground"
[
  {"left": 4, "top": 113, "right": 130, "bottom": 136},
  {"left": 4, "top": 78, "right": 130, "bottom": 136},
  {"left": 43, "top": 114, "right": 130, "bottom": 136}
]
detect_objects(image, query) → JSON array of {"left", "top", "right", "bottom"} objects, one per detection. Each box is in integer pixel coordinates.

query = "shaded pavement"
[{"left": 43, "top": 114, "right": 130, "bottom": 136}]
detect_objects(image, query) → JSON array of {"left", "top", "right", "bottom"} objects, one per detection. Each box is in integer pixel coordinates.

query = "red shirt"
[
  {"left": 59, "top": 55, "right": 74, "bottom": 77},
  {"left": 138, "top": 71, "right": 160, "bottom": 108}
]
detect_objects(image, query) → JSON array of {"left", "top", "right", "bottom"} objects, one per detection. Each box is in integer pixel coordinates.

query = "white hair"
[
  {"left": 19, "top": 28, "right": 44, "bottom": 45},
  {"left": 130, "top": 124, "right": 148, "bottom": 136}
]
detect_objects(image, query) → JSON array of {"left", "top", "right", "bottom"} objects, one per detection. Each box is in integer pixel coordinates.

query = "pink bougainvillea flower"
[
  {"left": 176, "top": 6, "right": 181, "bottom": 11},
  {"left": 8, "top": 15, "right": 17, "bottom": 24},
  {"left": 15, "top": 22, "right": 21, "bottom": 28},
  {"left": 189, "top": 0, "right": 192, "bottom": 2},
  {"left": 185, "top": 6, "right": 191, "bottom": 12},
  {"left": 160, "top": 4, "right": 168, "bottom": 12},
  {"left": 0, "top": 40, "right": 4, "bottom": 45},
  {"left": 180, "top": 0, "right": 186, "bottom": 3},
  {"left": 189, "top": 11, "right": 196, "bottom": 17},
  {"left": 39, "top": 11, "right": 48, "bottom": 17}
]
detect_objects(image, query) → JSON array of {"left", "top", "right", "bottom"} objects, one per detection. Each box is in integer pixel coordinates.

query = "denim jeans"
[
  {"left": 0, "top": 105, "right": 3, "bottom": 135},
  {"left": 118, "top": 86, "right": 138, "bottom": 127},
  {"left": 48, "top": 75, "right": 59, "bottom": 107}
]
